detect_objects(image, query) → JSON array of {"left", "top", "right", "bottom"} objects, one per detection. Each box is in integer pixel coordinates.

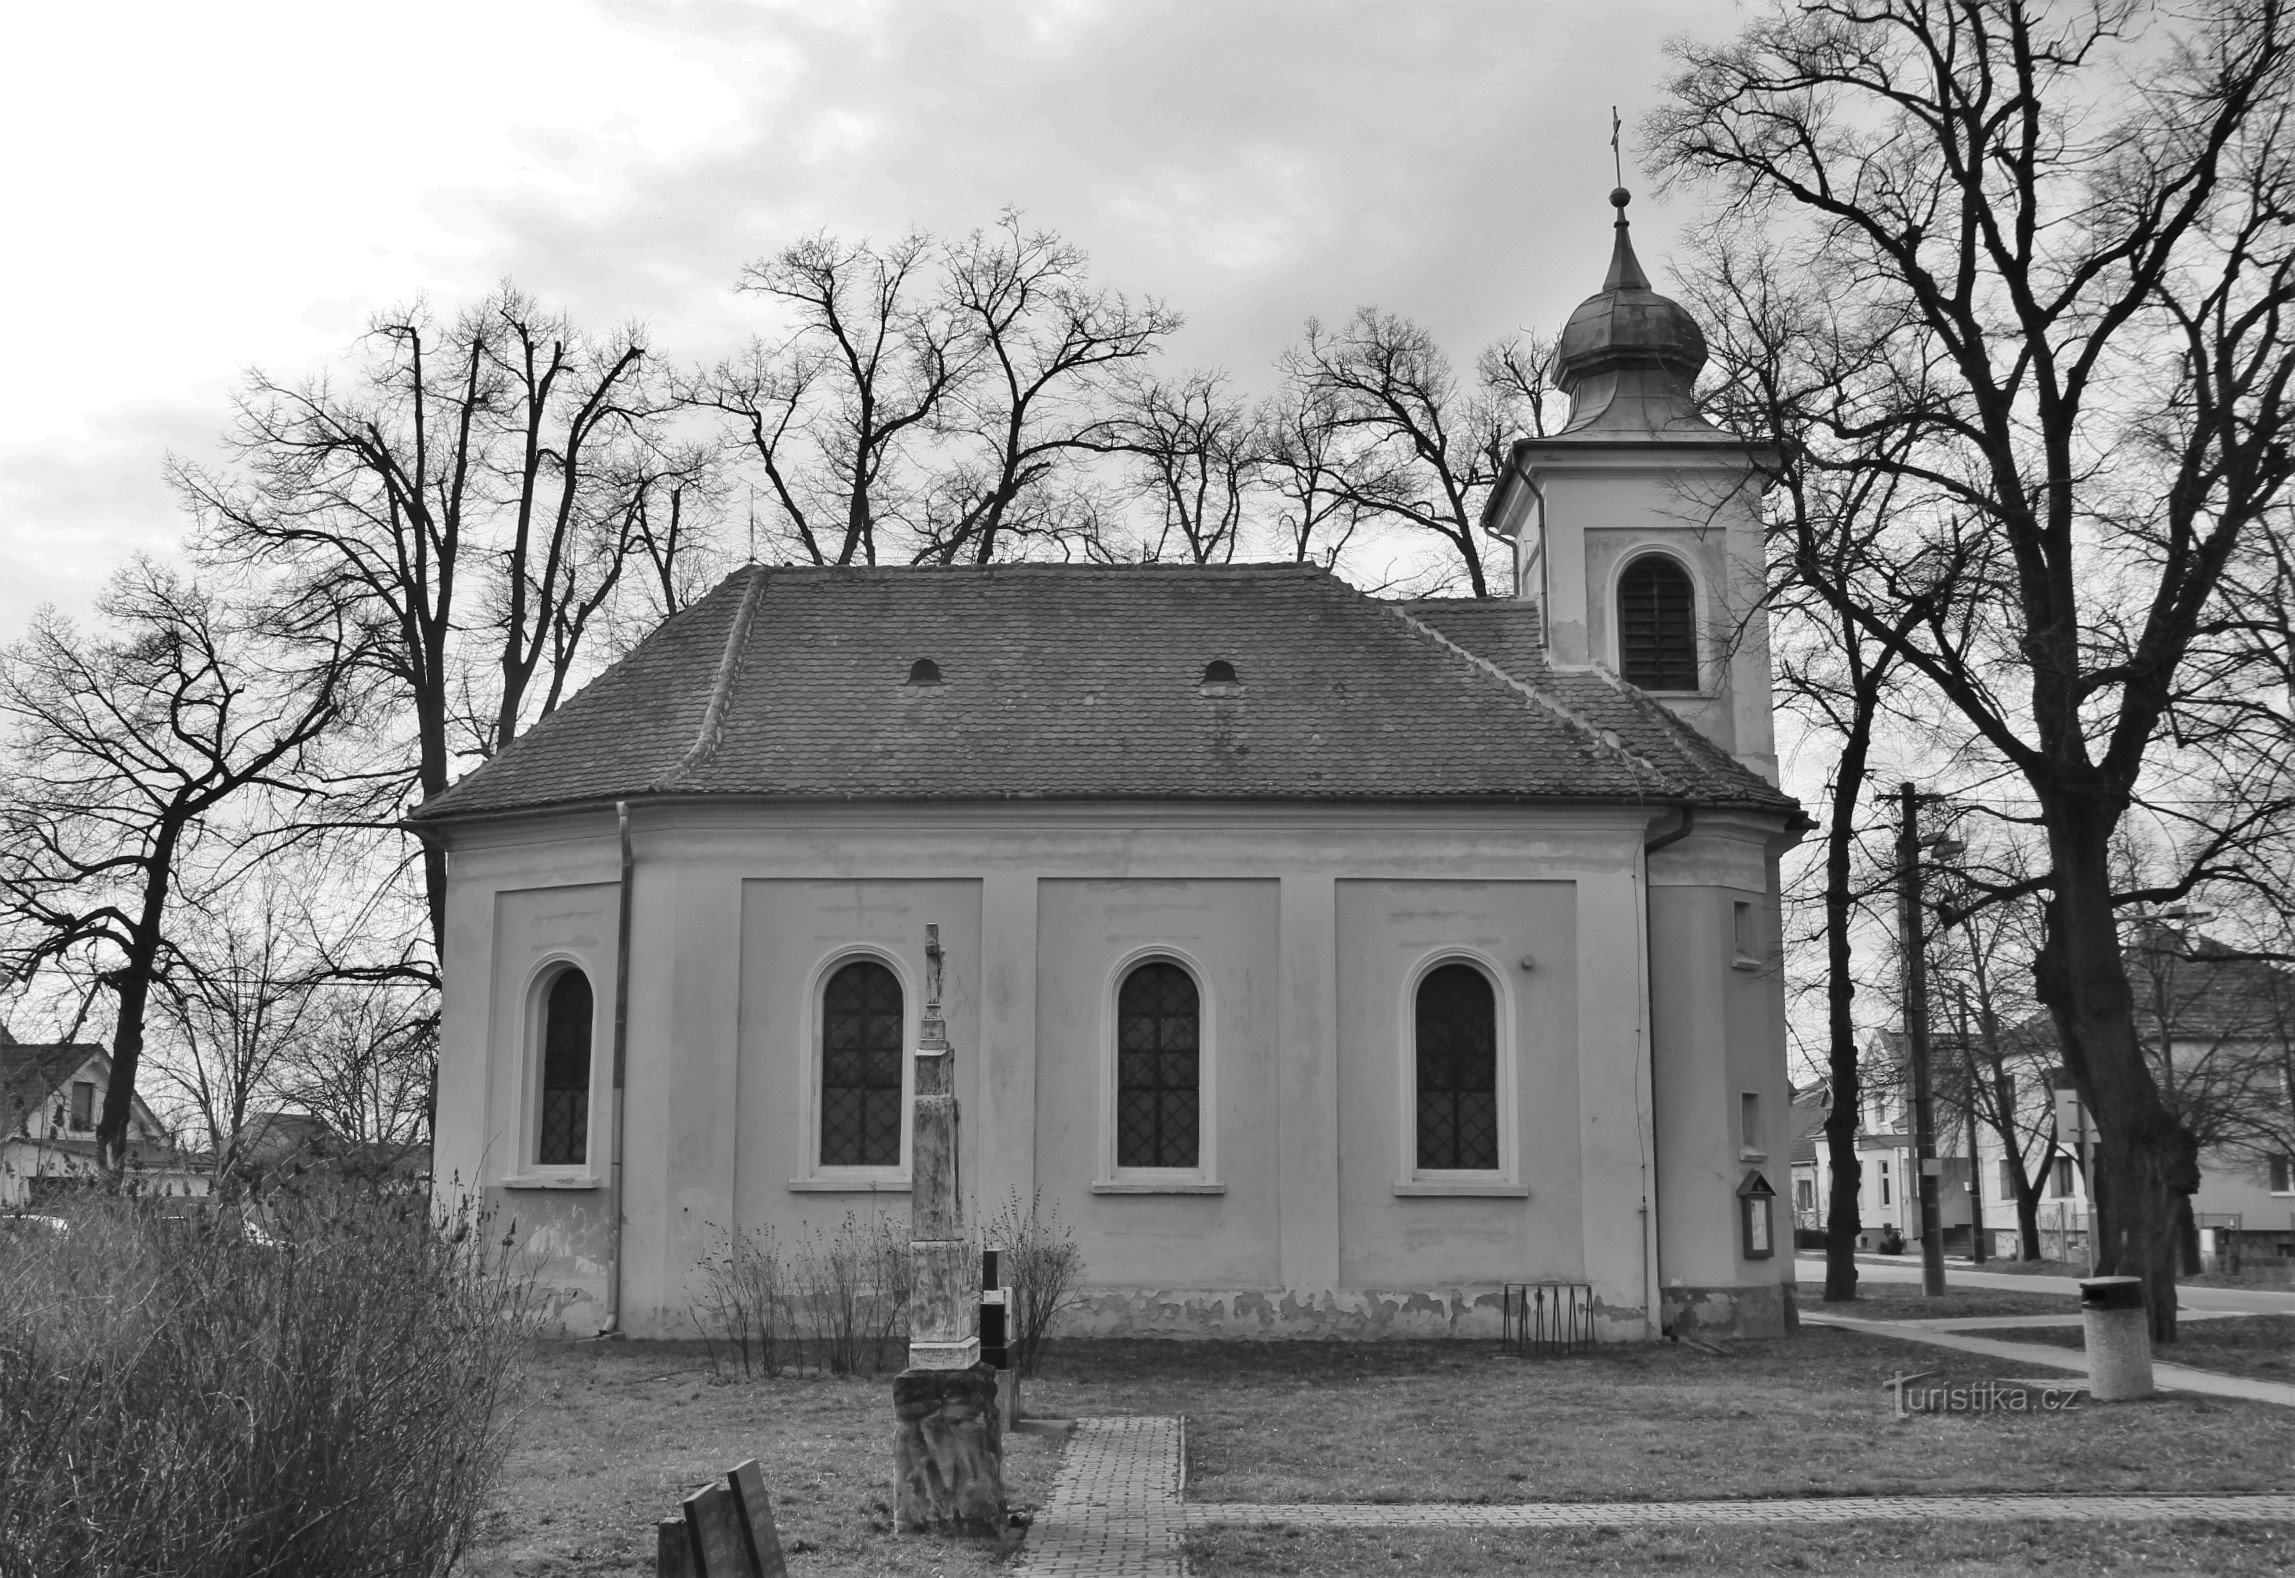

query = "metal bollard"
[{"left": 2079, "top": 1275, "right": 2154, "bottom": 1401}]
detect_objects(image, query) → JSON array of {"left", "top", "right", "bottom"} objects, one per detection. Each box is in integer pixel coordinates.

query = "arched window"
[
  {"left": 821, "top": 960, "right": 904, "bottom": 1168},
  {"left": 1415, "top": 963, "right": 1498, "bottom": 1171},
  {"left": 1617, "top": 554, "right": 1699, "bottom": 690},
  {"left": 1116, "top": 961, "right": 1200, "bottom": 1169},
  {"left": 537, "top": 968, "right": 594, "bottom": 1166}
]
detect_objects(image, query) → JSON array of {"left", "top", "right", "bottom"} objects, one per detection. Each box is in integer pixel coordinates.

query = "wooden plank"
[
  {"left": 727, "top": 1459, "right": 790, "bottom": 1578},
  {"left": 655, "top": 1517, "right": 696, "bottom": 1578},
  {"left": 684, "top": 1482, "right": 757, "bottom": 1578}
]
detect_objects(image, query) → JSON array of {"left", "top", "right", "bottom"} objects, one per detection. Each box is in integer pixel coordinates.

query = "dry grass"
[
  {"left": 1185, "top": 1520, "right": 2295, "bottom": 1577},
  {"left": 1983, "top": 1315, "right": 2295, "bottom": 1384},
  {"left": 461, "top": 1341, "right": 1060, "bottom": 1578},
  {"left": 1016, "top": 1329, "right": 2294, "bottom": 1505},
  {"left": 1797, "top": 1280, "right": 2080, "bottom": 1321},
  {"left": 471, "top": 1326, "right": 2293, "bottom": 1575}
]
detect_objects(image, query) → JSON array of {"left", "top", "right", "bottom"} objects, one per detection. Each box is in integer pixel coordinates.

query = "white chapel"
[{"left": 418, "top": 193, "right": 1807, "bottom": 1341}]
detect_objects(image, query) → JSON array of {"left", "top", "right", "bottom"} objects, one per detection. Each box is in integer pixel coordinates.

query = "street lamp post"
[{"left": 1896, "top": 782, "right": 1948, "bottom": 1297}]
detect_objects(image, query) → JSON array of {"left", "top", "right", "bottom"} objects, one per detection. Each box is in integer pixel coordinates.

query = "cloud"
[{"left": 2, "top": 0, "right": 1738, "bottom": 633}]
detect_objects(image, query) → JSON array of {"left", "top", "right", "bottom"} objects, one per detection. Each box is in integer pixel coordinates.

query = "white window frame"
[
  {"left": 511, "top": 953, "right": 604, "bottom": 1185},
  {"left": 791, "top": 945, "right": 915, "bottom": 1191},
  {"left": 1396, "top": 949, "right": 1525, "bottom": 1196},
  {"left": 1095, "top": 946, "right": 1221, "bottom": 1194},
  {"left": 1608, "top": 544, "right": 1708, "bottom": 696}
]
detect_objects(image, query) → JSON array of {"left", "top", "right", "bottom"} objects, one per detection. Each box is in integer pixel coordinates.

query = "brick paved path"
[
  {"left": 1015, "top": 1418, "right": 1186, "bottom": 1578},
  {"left": 1016, "top": 1416, "right": 2295, "bottom": 1575}
]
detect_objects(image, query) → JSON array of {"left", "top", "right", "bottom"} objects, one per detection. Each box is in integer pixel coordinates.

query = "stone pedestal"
[{"left": 892, "top": 1365, "right": 1006, "bottom": 1535}]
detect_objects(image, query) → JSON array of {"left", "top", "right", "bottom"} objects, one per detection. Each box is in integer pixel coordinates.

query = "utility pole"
[{"left": 1896, "top": 782, "right": 1948, "bottom": 1296}]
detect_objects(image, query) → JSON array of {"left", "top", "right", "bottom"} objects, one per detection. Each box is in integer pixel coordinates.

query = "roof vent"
[
  {"left": 1201, "top": 659, "right": 1240, "bottom": 687},
  {"left": 907, "top": 658, "right": 942, "bottom": 686}
]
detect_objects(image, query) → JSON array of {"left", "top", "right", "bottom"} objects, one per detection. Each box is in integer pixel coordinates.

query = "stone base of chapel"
[{"left": 1659, "top": 1280, "right": 1793, "bottom": 1341}]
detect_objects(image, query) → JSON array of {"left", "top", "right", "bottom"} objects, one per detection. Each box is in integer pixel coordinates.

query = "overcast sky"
[{"left": 0, "top": 0, "right": 1746, "bottom": 639}]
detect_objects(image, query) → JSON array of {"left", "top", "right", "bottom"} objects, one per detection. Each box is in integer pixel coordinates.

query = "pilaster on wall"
[
  {"left": 1575, "top": 869, "right": 1658, "bottom": 1336},
  {"left": 1277, "top": 874, "right": 1340, "bottom": 1292},
  {"left": 646, "top": 852, "right": 745, "bottom": 1331},
  {"left": 976, "top": 873, "right": 1039, "bottom": 1215}
]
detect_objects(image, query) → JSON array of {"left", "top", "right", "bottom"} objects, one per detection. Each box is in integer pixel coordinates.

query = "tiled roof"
[{"left": 413, "top": 565, "right": 1801, "bottom": 823}]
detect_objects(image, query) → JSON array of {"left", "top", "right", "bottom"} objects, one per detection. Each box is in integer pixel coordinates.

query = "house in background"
[
  {"left": 1797, "top": 926, "right": 2295, "bottom": 1268},
  {"left": 1, "top": 1030, "right": 207, "bottom": 1208},
  {"left": 1787, "top": 1084, "right": 1830, "bottom": 1238}
]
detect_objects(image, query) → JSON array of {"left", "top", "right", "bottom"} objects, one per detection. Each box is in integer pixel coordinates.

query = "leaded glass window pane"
[
  {"left": 822, "top": 960, "right": 904, "bottom": 1167},
  {"left": 1116, "top": 962, "right": 1200, "bottom": 1169},
  {"left": 538, "top": 969, "right": 593, "bottom": 1166},
  {"left": 1618, "top": 555, "right": 1699, "bottom": 690},
  {"left": 1416, "top": 963, "right": 1498, "bottom": 1171}
]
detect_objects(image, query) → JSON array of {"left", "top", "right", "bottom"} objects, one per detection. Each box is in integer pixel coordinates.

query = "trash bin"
[{"left": 2079, "top": 1275, "right": 2153, "bottom": 1401}]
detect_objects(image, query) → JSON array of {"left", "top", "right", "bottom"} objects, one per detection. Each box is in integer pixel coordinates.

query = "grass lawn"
[
  {"left": 467, "top": 1330, "right": 2293, "bottom": 1575},
  {"left": 1185, "top": 1520, "right": 2295, "bottom": 1577},
  {"left": 460, "top": 1341, "right": 1060, "bottom": 1578},
  {"left": 1796, "top": 1281, "right": 2078, "bottom": 1321},
  {"left": 1983, "top": 1315, "right": 2295, "bottom": 1385},
  {"left": 1016, "top": 1329, "right": 2294, "bottom": 1505}
]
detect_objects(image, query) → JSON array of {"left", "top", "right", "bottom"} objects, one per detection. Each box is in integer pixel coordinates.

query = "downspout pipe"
[{"left": 599, "top": 800, "right": 634, "bottom": 1337}]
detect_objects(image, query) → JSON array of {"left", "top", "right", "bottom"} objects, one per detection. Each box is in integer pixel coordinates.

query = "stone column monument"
[{"left": 891, "top": 926, "right": 1006, "bottom": 1535}]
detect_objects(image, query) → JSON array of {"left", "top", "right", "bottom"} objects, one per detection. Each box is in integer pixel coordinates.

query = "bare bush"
[
  {"left": 788, "top": 1209, "right": 909, "bottom": 1376},
  {"left": 0, "top": 1186, "right": 532, "bottom": 1578},
  {"left": 984, "top": 1189, "right": 1085, "bottom": 1378},
  {"left": 691, "top": 1222, "right": 791, "bottom": 1381}
]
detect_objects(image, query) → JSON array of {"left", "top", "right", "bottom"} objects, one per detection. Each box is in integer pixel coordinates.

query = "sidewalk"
[
  {"left": 1800, "top": 1309, "right": 2295, "bottom": 1407},
  {"left": 1016, "top": 1416, "right": 2295, "bottom": 1576},
  {"left": 1794, "top": 1256, "right": 2295, "bottom": 1317}
]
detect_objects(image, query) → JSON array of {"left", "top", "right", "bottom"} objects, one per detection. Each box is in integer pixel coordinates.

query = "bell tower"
[{"left": 1481, "top": 189, "right": 1778, "bottom": 785}]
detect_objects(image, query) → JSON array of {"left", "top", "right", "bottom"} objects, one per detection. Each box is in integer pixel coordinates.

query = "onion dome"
[{"left": 1551, "top": 188, "right": 1720, "bottom": 438}]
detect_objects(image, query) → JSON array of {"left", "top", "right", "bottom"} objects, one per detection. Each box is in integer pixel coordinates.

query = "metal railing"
[{"left": 1500, "top": 1282, "right": 1595, "bottom": 1357}]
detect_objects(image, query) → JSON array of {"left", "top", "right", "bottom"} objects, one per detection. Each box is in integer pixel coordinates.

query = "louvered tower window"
[
  {"left": 537, "top": 969, "right": 593, "bottom": 1166},
  {"left": 821, "top": 960, "right": 904, "bottom": 1167},
  {"left": 1116, "top": 962, "right": 1200, "bottom": 1169},
  {"left": 1416, "top": 963, "right": 1498, "bottom": 1171},
  {"left": 1617, "top": 555, "right": 1699, "bottom": 690}
]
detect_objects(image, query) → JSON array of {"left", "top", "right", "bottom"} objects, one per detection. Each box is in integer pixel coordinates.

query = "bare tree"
[
  {"left": 1278, "top": 316, "right": 1551, "bottom": 596},
  {"left": 1657, "top": 0, "right": 2295, "bottom": 1337},
  {"left": 148, "top": 871, "right": 324, "bottom": 1183},
  {"left": 1097, "top": 369, "right": 1258, "bottom": 564},
  {"left": 179, "top": 288, "right": 692, "bottom": 962},
  {"left": 276, "top": 983, "right": 437, "bottom": 1164},
  {"left": 696, "top": 230, "right": 966, "bottom": 567},
  {"left": 0, "top": 563, "right": 362, "bottom": 1176},
  {"left": 922, "top": 211, "right": 1182, "bottom": 565},
  {"left": 1255, "top": 386, "right": 1368, "bottom": 569}
]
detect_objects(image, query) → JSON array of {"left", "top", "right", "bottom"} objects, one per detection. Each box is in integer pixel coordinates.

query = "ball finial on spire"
[{"left": 1610, "top": 186, "right": 1632, "bottom": 212}]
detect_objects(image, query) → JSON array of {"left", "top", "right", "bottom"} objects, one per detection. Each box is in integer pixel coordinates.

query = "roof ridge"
[
  {"left": 652, "top": 565, "right": 768, "bottom": 791},
  {"left": 1380, "top": 601, "right": 1684, "bottom": 794}
]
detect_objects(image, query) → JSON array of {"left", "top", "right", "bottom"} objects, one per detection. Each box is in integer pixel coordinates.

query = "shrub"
[
  {"left": 692, "top": 1222, "right": 792, "bottom": 1381},
  {"left": 0, "top": 1186, "right": 532, "bottom": 1578},
  {"left": 788, "top": 1209, "right": 910, "bottom": 1376},
  {"left": 983, "top": 1189, "right": 1085, "bottom": 1379}
]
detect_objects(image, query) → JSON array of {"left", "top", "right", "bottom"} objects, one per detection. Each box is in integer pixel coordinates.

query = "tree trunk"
[
  {"left": 2014, "top": 1180, "right": 2043, "bottom": 1261},
  {"left": 2175, "top": 1195, "right": 2202, "bottom": 1278},
  {"left": 1819, "top": 659, "right": 1879, "bottom": 1301},
  {"left": 98, "top": 827, "right": 177, "bottom": 1181},
  {"left": 2032, "top": 813, "right": 2199, "bottom": 1342}
]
